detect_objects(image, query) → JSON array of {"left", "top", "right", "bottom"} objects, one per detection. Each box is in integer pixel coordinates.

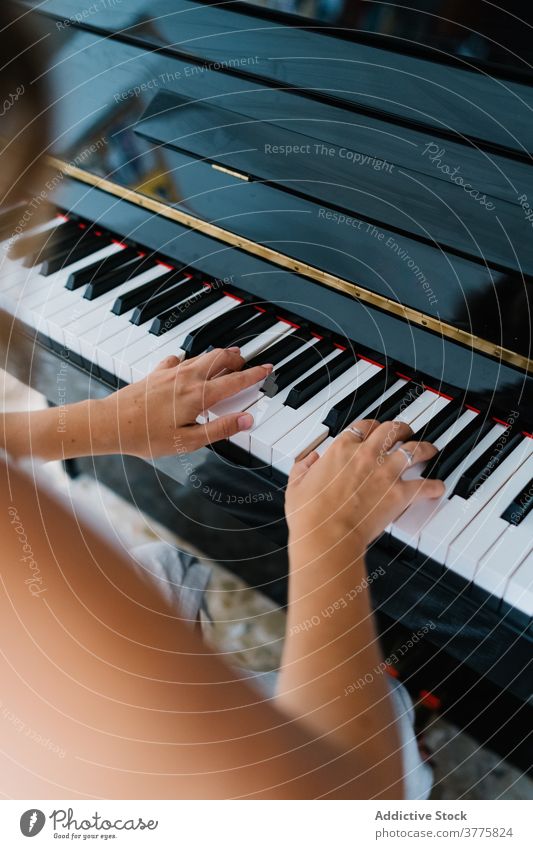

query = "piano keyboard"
[{"left": 2, "top": 208, "right": 532, "bottom": 629}]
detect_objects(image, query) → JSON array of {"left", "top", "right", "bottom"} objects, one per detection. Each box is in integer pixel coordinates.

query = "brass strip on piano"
[
  {"left": 49, "top": 157, "right": 533, "bottom": 375},
  {"left": 211, "top": 163, "right": 250, "bottom": 181}
]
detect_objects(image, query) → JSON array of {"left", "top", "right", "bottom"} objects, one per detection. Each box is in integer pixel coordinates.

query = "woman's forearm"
[
  {"left": 0, "top": 399, "right": 115, "bottom": 461},
  {"left": 277, "top": 533, "right": 403, "bottom": 798},
  {"left": 1, "top": 351, "right": 272, "bottom": 462}
]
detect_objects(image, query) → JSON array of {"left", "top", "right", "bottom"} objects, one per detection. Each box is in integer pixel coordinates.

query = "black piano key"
[
  {"left": 452, "top": 425, "right": 523, "bottom": 499},
  {"left": 208, "top": 310, "right": 277, "bottom": 352},
  {"left": 364, "top": 380, "right": 424, "bottom": 423},
  {"left": 285, "top": 348, "right": 354, "bottom": 410},
  {"left": 131, "top": 276, "right": 205, "bottom": 325},
  {"left": 66, "top": 246, "right": 138, "bottom": 290},
  {"left": 182, "top": 302, "right": 257, "bottom": 357},
  {"left": 261, "top": 338, "right": 334, "bottom": 397},
  {"left": 422, "top": 413, "right": 493, "bottom": 481},
  {"left": 0, "top": 201, "right": 33, "bottom": 241},
  {"left": 39, "top": 234, "right": 104, "bottom": 276},
  {"left": 84, "top": 255, "right": 158, "bottom": 299},
  {"left": 17, "top": 220, "right": 80, "bottom": 263},
  {"left": 500, "top": 477, "right": 533, "bottom": 526},
  {"left": 28, "top": 221, "right": 85, "bottom": 260},
  {"left": 116, "top": 272, "right": 196, "bottom": 317},
  {"left": 245, "top": 327, "right": 312, "bottom": 370},
  {"left": 411, "top": 396, "right": 463, "bottom": 442},
  {"left": 112, "top": 268, "right": 192, "bottom": 315},
  {"left": 149, "top": 287, "right": 224, "bottom": 336},
  {"left": 322, "top": 367, "right": 396, "bottom": 437},
  {"left": 10, "top": 218, "right": 73, "bottom": 259}
]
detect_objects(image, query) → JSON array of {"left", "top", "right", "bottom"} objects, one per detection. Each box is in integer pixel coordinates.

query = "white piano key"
[
  {"left": 65, "top": 265, "right": 170, "bottom": 360},
  {"left": 474, "top": 508, "right": 533, "bottom": 600},
  {"left": 268, "top": 418, "right": 327, "bottom": 473},
  {"left": 0, "top": 266, "right": 43, "bottom": 312},
  {"left": 0, "top": 213, "right": 66, "bottom": 279},
  {"left": 0, "top": 253, "right": 36, "bottom": 287},
  {"left": 43, "top": 264, "right": 142, "bottom": 349},
  {"left": 275, "top": 380, "right": 446, "bottom": 476},
  {"left": 417, "top": 435, "right": 533, "bottom": 571},
  {"left": 207, "top": 332, "right": 315, "bottom": 425},
  {"left": 229, "top": 338, "right": 325, "bottom": 451},
  {"left": 271, "top": 361, "right": 379, "bottom": 473},
  {"left": 0, "top": 258, "right": 26, "bottom": 290},
  {"left": 102, "top": 287, "right": 245, "bottom": 374},
  {"left": 249, "top": 349, "right": 344, "bottom": 463},
  {"left": 7, "top": 261, "right": 53, "bottom": 305},
  {"left": 445, "top": 442, "right": 533, "bottom": 581},
  {"left": 0, "top": 231, "right": 64, "bottom": 294},
  {"left": 406, "top": 392, "right": 450, "bottom": 431},
  {"left": 54, "top": 267, "right": 159, "bottom": 350},
  {"left": 3, "top": 222, "right": 85, "bottom": 296},
  {"left": 503, "top": 547, "right": 533, "bottom": 619},
  {"left": 314, "top": 377, "right": 409, "bottom": 456},
  {"left": 0, "top": 259, "right": 42, "bottom": 293},
  {"left": 238, "top": 320, "right": 293, "bottom": 361},
  {"left": 208, "top": 383, "right": 267, "bottom": 423},
  {"left": 92, "top": 275, "right": 197, "bottom": 366},
  {"left": 127, "top": 296, "right": 238, "bottom": 382},
  {"left": 37, "top": 244, "right": 127, "bottom": 337},
  {"left": 120, "top": 295, "right": 236, "bottom": 374},
  {"left": 10, "top": 242, "right": 121, "bottom": 333},
  {"left": 96, "top": 322, "right": 150, "bottom": 373},
  {"left": 391, "top": 420, "right": 506, "bottom": 548},
  {"left": 92, "top": 280, "right": 199, "bottom": 372},
  {"left": 12, "top": 277, "right": 56, "bottom": 327},
  {"left": 394, "top": 388, "right": 442, "bottom": 426}
]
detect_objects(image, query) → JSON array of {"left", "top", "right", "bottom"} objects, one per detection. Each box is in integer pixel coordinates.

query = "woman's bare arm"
[
  {"left": 0, "top": 456, "right": 394, "bottom": 800},
  {"left": 0, "top": 349, "right": 270, "bottom": 461},
  {"left": 0, "top": 416, "right": 443, "bottom": 799},
  {"left": 277, "top": 420, "right": 445, "bottom": 798}
]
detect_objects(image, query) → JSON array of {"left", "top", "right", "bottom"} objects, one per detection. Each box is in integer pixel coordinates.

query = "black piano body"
[{"left": 3, "top": 0, "right": 533, "bottom": 772}]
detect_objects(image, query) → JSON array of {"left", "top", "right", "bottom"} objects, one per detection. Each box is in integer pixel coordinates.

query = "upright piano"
[{"left": 3, "top": 0, "right": 533, "bottom": 772}]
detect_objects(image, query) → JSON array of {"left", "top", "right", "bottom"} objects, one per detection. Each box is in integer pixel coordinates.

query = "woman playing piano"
[{"left": 0, "top": 2, "right": 443, "bottom": 800}]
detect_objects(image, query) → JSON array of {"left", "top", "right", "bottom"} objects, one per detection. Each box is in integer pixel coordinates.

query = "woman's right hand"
[{"left": 285, "top": 418, "right": 445, "bottom": 551}]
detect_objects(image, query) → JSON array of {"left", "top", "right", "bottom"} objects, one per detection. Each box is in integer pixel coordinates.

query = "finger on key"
[
  {"left": 188, "top": 411, "right": 254, "bottom": 449},
  {"left": 190, "top": 346, "right": 245, "bottom": 379},
  {"left": 153, "top": 355, "right": 181, "bottom": 372},
  {"left": 387, "top": 439, "right": 439, "bottom": 472},
  {"left": 401, "top": 476, "right": 446, "bottom": 505},
  {"left": 365, "top": 420, "right": 414, "bottom": 455},
  {"left": 203, "top": 363, "right": 273, "bottom": 407}
]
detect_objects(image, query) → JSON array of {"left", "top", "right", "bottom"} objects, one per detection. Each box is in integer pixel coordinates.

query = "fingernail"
[
  {"left": 228, "top": 346, "right": 241, "bottom": 352},
  {"left": 238, "top": 413, "right": 253, "bottom": 431},
  {"left": 261, "top": 363, "right": 274, "bottom": 371}
]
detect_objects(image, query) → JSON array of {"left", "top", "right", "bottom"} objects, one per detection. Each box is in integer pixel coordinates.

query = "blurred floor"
[{"left": 2, "top": 370, "right": 532, "bottom": 800}]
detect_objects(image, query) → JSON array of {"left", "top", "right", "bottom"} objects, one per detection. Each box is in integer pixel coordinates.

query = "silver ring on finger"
[
  {"left": 347, "top": 425, "right": 366, "bottom": 441},
  {"left": 398, "top": 446, "right": 415, "bottom": 466}
]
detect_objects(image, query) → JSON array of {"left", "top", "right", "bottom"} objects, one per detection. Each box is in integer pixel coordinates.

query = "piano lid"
[
  {"left": 20, "top": 0, "right": 533, "bottom": 154},
  {"left": 238, "top": 1, "right": 533, "bottom": 78},
  {"left": 16, "top": 0, "right": 533, "bottom": 371}
]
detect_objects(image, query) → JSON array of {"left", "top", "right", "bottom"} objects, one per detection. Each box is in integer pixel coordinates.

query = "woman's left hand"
[{"left": 93, "top": 347, "right": 272, "bottom": 459}]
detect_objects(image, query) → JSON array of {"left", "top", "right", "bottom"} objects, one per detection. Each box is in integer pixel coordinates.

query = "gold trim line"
[
  {"left": 49, "top": 157, "right": 532, "bottom": 374},
  {"left": 211, "top": 163, "right": 249, "bottom": 181}
]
